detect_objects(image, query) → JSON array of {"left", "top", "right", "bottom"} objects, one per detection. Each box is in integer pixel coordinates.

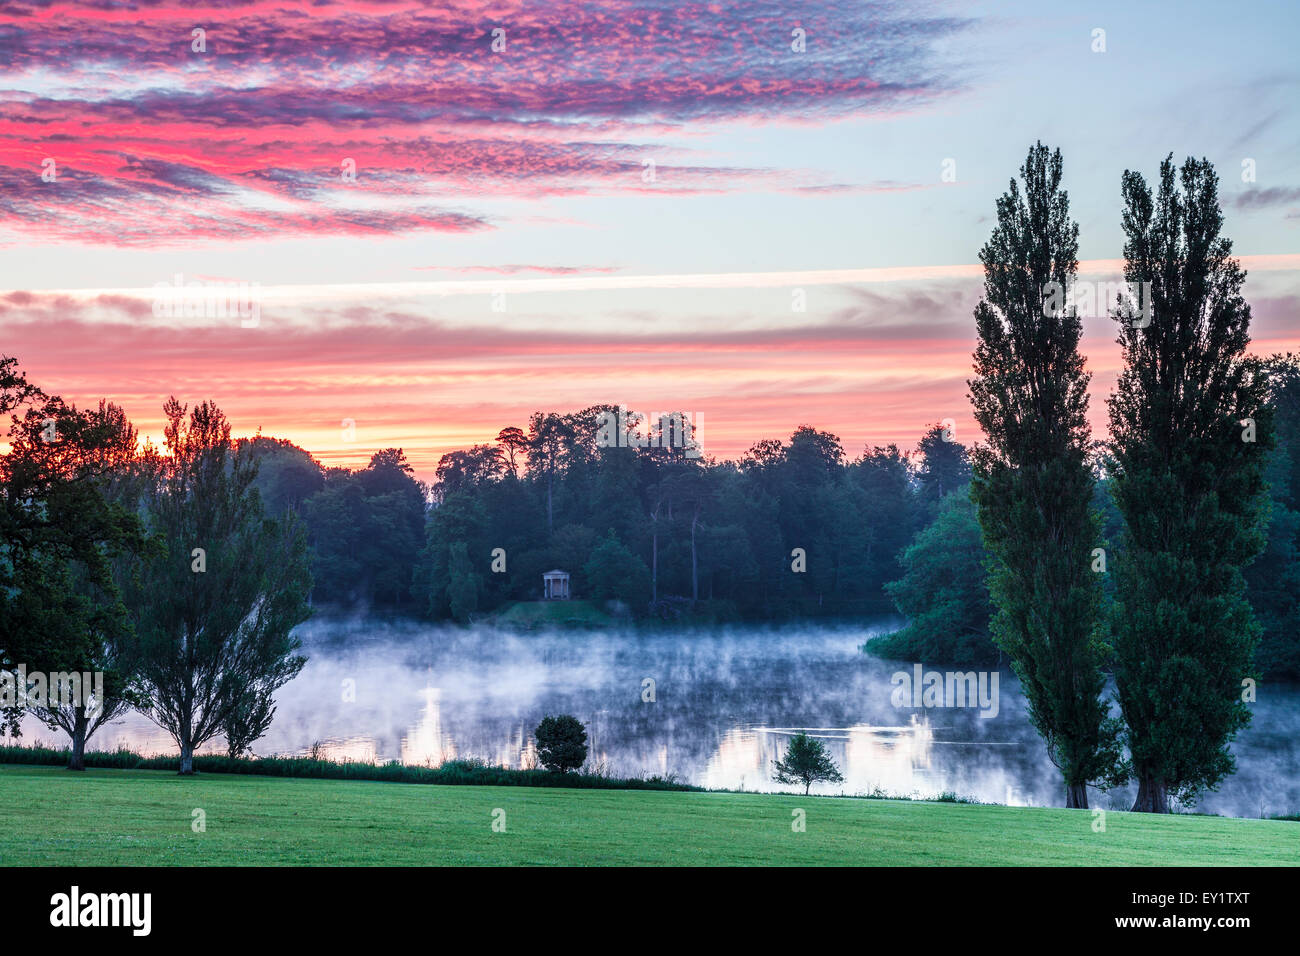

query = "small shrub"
[{"left": 533, "top": 714, "right": 588, "bottom": 773}]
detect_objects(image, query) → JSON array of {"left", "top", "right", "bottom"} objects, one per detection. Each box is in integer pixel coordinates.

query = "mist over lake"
[{"left": 49, "top": 616, "right": 1300, "bottom": 819}]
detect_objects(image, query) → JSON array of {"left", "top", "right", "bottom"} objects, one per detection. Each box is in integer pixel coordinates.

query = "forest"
[{"left": 235, "top": 356, "right": 1300, "bottom": 680}]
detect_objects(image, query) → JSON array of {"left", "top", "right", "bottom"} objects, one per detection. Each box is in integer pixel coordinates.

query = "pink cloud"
[{"left": 0, "top": 0, "right": 969, "bottom": 244}]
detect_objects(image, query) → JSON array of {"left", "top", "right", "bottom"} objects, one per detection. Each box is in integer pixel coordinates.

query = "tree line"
[{"left": 416, "top": 413, "right": 973, "bottom": 623}]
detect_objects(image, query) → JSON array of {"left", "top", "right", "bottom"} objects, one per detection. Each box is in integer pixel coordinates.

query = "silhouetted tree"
[{"left": 495, "top": 426, "right": 528, "bottom": 477}]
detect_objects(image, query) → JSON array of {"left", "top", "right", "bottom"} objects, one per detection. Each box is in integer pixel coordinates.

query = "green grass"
[
  {"left": 2, "top": 764, "right": 1295, "bottom": 865},
  {"left": 493, "top": 599, "right": 615, "bottom": 628}
]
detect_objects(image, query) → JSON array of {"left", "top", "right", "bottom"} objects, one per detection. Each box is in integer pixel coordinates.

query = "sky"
[{"left": 1, "top": 0, "right": 1297, "bottom": 479}]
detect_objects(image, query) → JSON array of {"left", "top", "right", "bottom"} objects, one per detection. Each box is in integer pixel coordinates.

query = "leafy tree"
[
  {"left": 875, "top": 494, "right": 996, "bottom": 665},
  {"left": 1249, "top": 354, "right": 1300, "bottom": 679},
  {"left": 21, "top": 402, "right": 157, "bottom": 769},
  {"left": 820, "top": 480, "right": 875, "bottom": 611},
  {"left": 1108, "top": 156, "right": 1273, "bottom": 812},
  {"left": 663, "top": 463, "right": 712, "bottom": 603},
  {"left": 238, "top": 437, "right": 324, "bottom": 515},
  {"left": 772, "top": 732, "right": 843, "bottom": 794},
  {"left": 124, "top": 398, "right": 310, "bottom": 774},
  {"left": 534, "top": 714, "right": 588, "bottom": 772},
  {"left": 915, "top": 422, "right": 972, "bottom": 508},
  {"left": 415, "top": 491, "right": 488, "bottom": 617},
  {"left": 762, "top": 427, "right": 845, "bottom": 612},
  {"left": 968, "top": 143, "right": 1115, "bottom": 809},
  {"left": 0, "top": 367, "right": 149, "bottom": 767},
  {"left": 362, "top": 488, "right": 426, "bottom": 606},
  {"left": 303, "top": 449, "right": 425, "bottom": 607},
  {"left": 590, "top": 443, "right": 644, "bottom": 548},
  {"left": 583, "top": 530, "right": 651, "bottom": 608},
  {"left": 785, "top": 425, "right": 844, "bottom": 483},
  {"left": 357, "top": 449, "right": 427, "bottom": 606},
  {"left": 356, "top": 447, "right": 417, "bottom": 496},
  {"left": 446, "top": 540, "right": 482, "bottom": 623},
  {"left": 697, "top": 467, "right": 760, "bottom": 602},
  {"left": 852, "top": 444, "right": 921, "bottom": 605},
  {"left": 434, "top": 445, "right": 507, "bottom": 499},
  {"left": 740, "top": 437, "right": 785, "bottom": 475},
  {"left": 526, "top": 412, "right": 575, "bottom": 533},
  {"left": 301, "top": 474, "right": 368, "bottom": 603}
]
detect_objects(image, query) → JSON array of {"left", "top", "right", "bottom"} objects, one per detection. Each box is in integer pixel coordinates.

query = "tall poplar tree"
[
  {"left": 968, "top": 143, "right": 1116, "bottom": 809},
  {"left": 1108, "top": 156, "right": 1272, "bottom": 812}
]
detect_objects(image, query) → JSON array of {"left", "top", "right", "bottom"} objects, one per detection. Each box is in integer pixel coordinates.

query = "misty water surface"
[{"left": 29, "top": 617, "right": 1300, "bottom": 818}]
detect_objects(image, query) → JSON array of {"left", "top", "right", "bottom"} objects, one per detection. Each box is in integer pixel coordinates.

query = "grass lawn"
[
  {"left": 493, "top": 599, "right": 615, "bottom": 628},
  {"left": 1, "top": 764, "right": 1295, "bottom": 866}
]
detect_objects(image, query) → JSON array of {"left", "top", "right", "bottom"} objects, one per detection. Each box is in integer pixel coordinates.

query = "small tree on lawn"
[
  {"left": 534, "top": 714, "right": 588, "bottom": 772},
  {"left": 773, "top": 732, "right": 843, "bottom": 795}
]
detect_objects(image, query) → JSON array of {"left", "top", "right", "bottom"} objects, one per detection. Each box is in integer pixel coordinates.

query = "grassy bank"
[
  {"left": 2, "top": 764, "right": 1295, "bottom": 865},
  {"left": 0, "top": 744, "right": 695, "bottom": 792},
  {"left": 491, "top": 599, "right": 618, "bottom": 628}
]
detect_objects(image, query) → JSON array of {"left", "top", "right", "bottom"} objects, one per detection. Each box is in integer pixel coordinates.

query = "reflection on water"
[
  {"left": 705, "top": 727, "right": 762, "bottom": 791},
  {"left": 400, "top": 685, "right": 456, "bottom": 766},
  {"left": 704, "top": 719, "right": 933, "bottom": 795},
  {"left": 312, "top": 735, "right": 378, "bottom": 764},
  {"left": 15, "top": 616, "right": 1300, "bottom": 817}
]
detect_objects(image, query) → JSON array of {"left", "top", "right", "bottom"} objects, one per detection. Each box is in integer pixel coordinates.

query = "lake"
[{"left": 28, "top": 616, "right": 1300, "bottom": 818}]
